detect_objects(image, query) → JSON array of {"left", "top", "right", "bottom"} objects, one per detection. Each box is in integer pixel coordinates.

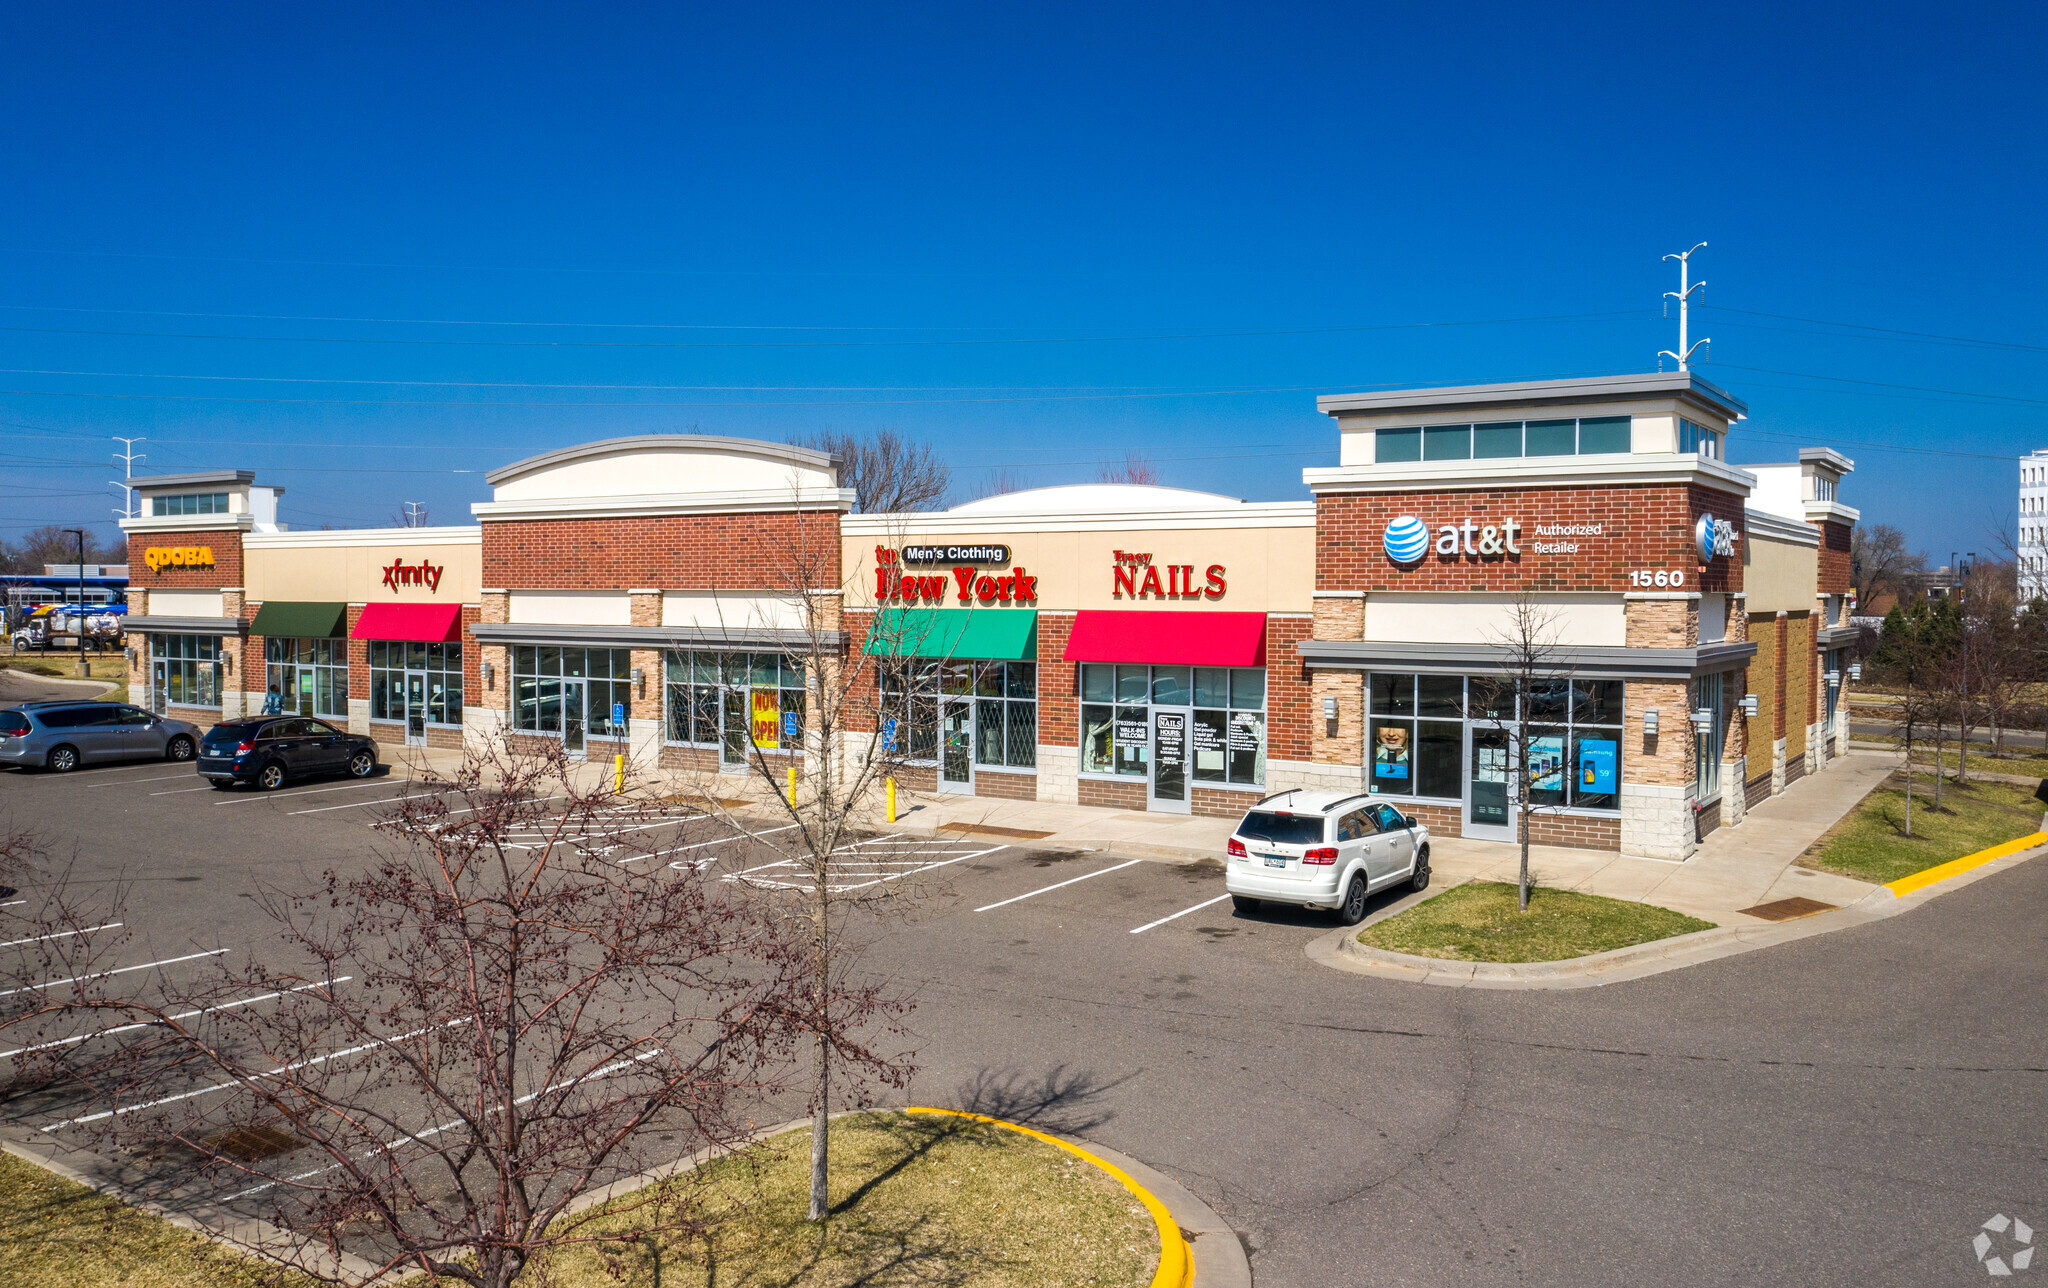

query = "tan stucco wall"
[
  {"left": 244, "top": 534, "right": 483, "bottom": 604},
  {"left": 1742, "top": 531, "right": 1818, "bottom": 616},
  {"left": 842, "top": 524, "right": 1314, "bottom": 613}
]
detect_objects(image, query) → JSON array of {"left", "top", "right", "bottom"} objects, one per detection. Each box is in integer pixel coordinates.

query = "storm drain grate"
[
  {"left": 939, "top": 823, "right": 1055, "bottom": 840},
  {"left": 204, "top": 1123, "right": 307, "bottom": 1162},
  {"left": 1738, "top": 896, "right": 1839, "bottom": 922}
]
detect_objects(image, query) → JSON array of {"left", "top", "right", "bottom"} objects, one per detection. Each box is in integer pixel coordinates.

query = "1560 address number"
[{"left": 1628, "top": 569, "right": 1687, "bottom": 588}]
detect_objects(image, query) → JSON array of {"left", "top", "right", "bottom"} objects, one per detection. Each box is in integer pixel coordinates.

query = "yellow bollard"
[
  {"left": 614, "top": 753, "right": 624, "bottom": 793},
  {"left": 886, "top": 776, "right": 896, "bottom": 824},
  {"left": 787, "top": 762, "right": 797, "bottom": 800}
]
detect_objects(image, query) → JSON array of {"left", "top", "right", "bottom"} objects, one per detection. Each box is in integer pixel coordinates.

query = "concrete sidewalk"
[{"left": 367, "top": 735, "right": 1907, "bottom": 929}]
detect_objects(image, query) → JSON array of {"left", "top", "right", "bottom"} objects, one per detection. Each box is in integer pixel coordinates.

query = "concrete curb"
[
  {"left": 1074, "top": 1133, "right": 1253, "bottom": 1288},
  {"left": 1305, "top": 840, "right": 2048, "bottom": 989}
]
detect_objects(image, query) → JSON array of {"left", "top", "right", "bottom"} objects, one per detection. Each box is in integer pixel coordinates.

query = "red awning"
[
  {"left": 1061, "top": 610, "right": 1267, "bottom": 667},
  {"left": 352, "top": 602, "right": 463, "bottom": 643}
]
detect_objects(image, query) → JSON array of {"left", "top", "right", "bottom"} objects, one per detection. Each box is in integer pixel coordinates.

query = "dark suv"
[{"left": 198, "top": 716, "right": 380, "bottom": 791}]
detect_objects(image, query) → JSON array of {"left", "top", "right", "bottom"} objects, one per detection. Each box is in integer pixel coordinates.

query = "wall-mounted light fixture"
[
  {"left": 631, "top": 666, "right": 645, "bottom": 696},
  {"left": 1691, "top": 707, "right": 1714, "bottom": 730},
  {"left": 1643, "top": 708, "right": 1659, "bottom": 737},
  {"left": 480, "top": 660, "right": 495, "bottom": 689},
  {"left": 221, "top": 651, "right": 233, "bottom": 675},
  {"left": 1322, "top": 694, "right": 1337, "bottom": 736},
  {"left": 1740, "top": 693, "right": 1760, "bottom": 718},
  {"left": 125, "top": 647, "right": 137, "bottom": 665},
  {"left": 1848, "top": 663, "right": 1862, "bottom": 682},
  {"left": 1825, "top": 669, "right": 1841, "bottom": 688}
]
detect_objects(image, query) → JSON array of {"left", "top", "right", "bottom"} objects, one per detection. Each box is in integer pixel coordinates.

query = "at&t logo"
[{"left": 1381, "top": 514, "right": 1522, "bottom": 565}]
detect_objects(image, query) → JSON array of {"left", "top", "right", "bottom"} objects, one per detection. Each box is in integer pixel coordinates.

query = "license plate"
[{"left": 1262, "top": 854, "right": 1288, "bottom": 868}]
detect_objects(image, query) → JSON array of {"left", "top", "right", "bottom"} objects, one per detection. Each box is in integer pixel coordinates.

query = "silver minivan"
[{"left": 0, "top": 701, "right": 201, "bottom": 773}]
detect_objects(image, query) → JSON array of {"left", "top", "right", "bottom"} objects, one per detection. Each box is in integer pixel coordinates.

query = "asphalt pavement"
[{"left": 1, "top": 751, "right": 2042, "bottom": 1287}]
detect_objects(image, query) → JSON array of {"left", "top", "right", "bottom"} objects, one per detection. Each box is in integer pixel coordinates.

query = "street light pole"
[{"left": 62, "top": 528, "right": 87, "bottom": 677}]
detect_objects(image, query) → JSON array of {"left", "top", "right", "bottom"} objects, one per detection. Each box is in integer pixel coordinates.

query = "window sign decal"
[
  {"left": 1579, "top": 739, "right": 1618, "bottom": 794},
  {"left": 1374, "top": 724, "right": 1410, "bottom": 780}
]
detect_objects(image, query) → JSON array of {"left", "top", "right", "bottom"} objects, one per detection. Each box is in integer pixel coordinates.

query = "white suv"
[{"left": 1225, "top": 790, "right": 1431, "bottom": 924}]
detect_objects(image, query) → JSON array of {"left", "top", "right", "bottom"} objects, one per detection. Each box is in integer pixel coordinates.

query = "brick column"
[
  {"left": 1309, "top": 593, "right": 1366, "bottom": 771},
  {"left": 221, "top": 588, "right": 250, "bottom": 718},
  {"left": 346, "top": 604, "right": 370, "bottom": 734},
  {"left": 1622, "top": 596, "right": 1700, "bottom": 859},
  {"left": 1721, "top": 595, "right": 1749, "bottom": 828},
  {"left": 1772, "top": 612, "right": 1789, "bottom": 794},
  {"left": 465, "top": 589, "right": 511, "bottom": 753},
  {"left": 627, "top": 590, "right": 664, "bottom": 771},
  {"left": 126, "top": 588, "right": 150, "bottom": 704}
]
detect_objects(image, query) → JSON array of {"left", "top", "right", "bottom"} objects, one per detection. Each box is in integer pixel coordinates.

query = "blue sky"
[{"left": 3, "top": 0, "right": 2041, "bottom": 560}]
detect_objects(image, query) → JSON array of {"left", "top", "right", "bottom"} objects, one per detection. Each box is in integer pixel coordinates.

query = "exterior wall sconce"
[
  {"left": 1848, "top": 663, "right": 1862, "bottom": 682},
  {"left": 1740, "top": 694, "right": 1760, "bottom": 718},
  {"left": 481, "top": 661, "right": 495, "bottom": 689},
  {"left": 1643, "top": 708, "right": 1659, "bottom": 737},
  {"left": 631, "top": 666, "right": 645, "bottom": 696},
  {"left": 221, "top": 651, "right": 233, "bottom": 675},
  {"left": 1691, "top": 708, "right": 1714, "bottom": 730},
  {"left": 1825, "top": 669, "right": 1841, "bottom": 688},
  {"left": 124, "top": 647, "right": 137, "bottom": 665},
  {"left": 1322, "top": 694, "right": 1337, "bottom": 736}
]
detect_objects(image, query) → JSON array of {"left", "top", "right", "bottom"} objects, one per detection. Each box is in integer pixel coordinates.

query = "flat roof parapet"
[{"left": 1316, "top": 372, "right": 1747, "bottom": 423}]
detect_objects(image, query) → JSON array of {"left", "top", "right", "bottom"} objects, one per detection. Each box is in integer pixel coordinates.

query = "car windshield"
[{"left": 1236, "top": 812, "right": 1326, "bottom": 846}]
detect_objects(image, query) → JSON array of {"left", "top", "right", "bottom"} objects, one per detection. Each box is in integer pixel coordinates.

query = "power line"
[
  {"left": 1707, "top": 306, "right": 2048, "bottom": 355},
  {"left": 0, "top": 309, "right": 1652, "bottom": 352}
]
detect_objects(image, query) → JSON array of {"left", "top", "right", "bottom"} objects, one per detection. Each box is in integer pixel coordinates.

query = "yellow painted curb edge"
[
  {"left": 1885, "top": 831, "right": 2048, "bottom": 897},
  {"left": 907, "top": 1106, "right": 1193, "bottom": 1288}
]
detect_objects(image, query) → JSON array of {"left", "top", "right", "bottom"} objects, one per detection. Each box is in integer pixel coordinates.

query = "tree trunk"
[
  {"left": 1517, "top": 731, "right": 1531, "bottom": 912},
  {"left": 808, "top": 882, "right": 831, "bottom": 1223},
  {"left": 1933, "top": 719, "right": 1944, "bottom": 809},
  {"left": 1902, "top": 733, "right": 1913, "bottom": 836}
]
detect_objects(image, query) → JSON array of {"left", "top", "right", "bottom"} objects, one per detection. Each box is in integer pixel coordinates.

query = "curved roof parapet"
[
  {"left": 484, "top": 435, "right": 840, "bottom": 488},
  {"left": 947, "top": 483, "right": 1249, "bottom": 515}
]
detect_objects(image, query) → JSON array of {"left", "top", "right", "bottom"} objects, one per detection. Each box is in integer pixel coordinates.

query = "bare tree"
[
  {"left": 1469, "top": 594, "right": 1576, "bottom": 911},
  {"left": 1097, "top": 451, "right": 1159, "bottom": 486},
  {"left": 11, "top": 743, "right": 883, "bottom": 1288},
  {"left": 967, "top": 466, "right": 1032, "bottom": 501},
  {"left": 1851, "top": 522, "right": 1924, "bottom": 612},
  {"left": 658, "top": 513, "right": 927, "bottom": 1223},
  {"left": 798, "top": 429, "right": 950, "bottom": 513}
]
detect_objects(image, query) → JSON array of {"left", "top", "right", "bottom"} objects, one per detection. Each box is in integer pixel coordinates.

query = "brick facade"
[
  {"left": 1078, "top": 776, "right": 1146, "bottom": 812},
  {"left": 1315, "top": 483, "right": 1745, "bottom": 594},
  {"left": 1817, "top": 520, "right": 1853, "bottom": 594},
  {"left": 480, "top": 512, "right": 840, "bottom": 589},
  {"left": 126, "top": 529, "right": 245, "bottom": 591}
]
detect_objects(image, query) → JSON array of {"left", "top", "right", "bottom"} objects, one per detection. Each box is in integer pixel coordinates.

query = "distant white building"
[{"left": 2023, "top": 450, "right": 2048, "bottom": 601}]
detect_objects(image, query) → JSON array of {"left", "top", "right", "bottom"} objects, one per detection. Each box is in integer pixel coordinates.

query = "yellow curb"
[
  {"left": 907, "top": 1106, "right": 1192, "bottom": 1288},
  {"left": 1885, "top": 831, "right": 2048, "bottom": 897}
]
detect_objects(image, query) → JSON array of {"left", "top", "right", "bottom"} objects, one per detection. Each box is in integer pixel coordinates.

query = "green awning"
[
  {"left": 864, "top": 608, "right": 1037, "bottom": 660},
  {"left": 248, "top": 601, "right": 348, "bottom": 639}
]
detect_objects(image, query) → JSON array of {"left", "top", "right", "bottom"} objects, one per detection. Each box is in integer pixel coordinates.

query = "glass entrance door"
[
  {"left": 720, "top": 688, "right": 748, "bottom": 769},
  {"left": 1149, "top": 707, "right": 1191, "bottom": 813},
  {"left": 939, "top": 699, "right": 973, "bottom": 794},
  {"left": 404, "top": 673, "right": 427, "bottom": 748},
  {"left": 1466, "top": 725, "right": 1516, "bottom": 842},
  {"left": 150, "top": 660, "right": 168, "bottom": 714},
  {"left": 561, "top": 679, "right": 586, "bottom": 755}
]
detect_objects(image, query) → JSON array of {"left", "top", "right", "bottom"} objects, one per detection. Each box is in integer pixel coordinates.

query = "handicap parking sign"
[
  {"left": 783, "top": 711, "right": 799, "bottom": 739},
  {"left": 611, "top": 701, "right": 626, "bottom": 728},
  {"left": 882, "top": 716, "right": 898, "bottom": 752}
]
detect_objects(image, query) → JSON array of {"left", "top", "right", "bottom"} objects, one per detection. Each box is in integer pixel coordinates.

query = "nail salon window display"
[{"left": 1079, "top": 665, "right": 1266, "bottom": 786}]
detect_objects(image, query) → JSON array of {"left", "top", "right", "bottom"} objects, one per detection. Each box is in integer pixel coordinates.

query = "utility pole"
[
  {"left": 401, "top": 501, "right": 427, "bottom": 528},
  {"left": 62, "top": 528, "right": 87, "bottom": 676},
  {"left": 111, "top": 437, "right": 146, "bottom": 520},
  {"left": 1659, "top": 243, "right": 1711, "bottom": 372}
]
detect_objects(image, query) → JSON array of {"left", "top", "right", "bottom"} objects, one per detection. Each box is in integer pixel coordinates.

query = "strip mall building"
[{"left": 120, "top": 373, "right": 1859, "bottom": 860}]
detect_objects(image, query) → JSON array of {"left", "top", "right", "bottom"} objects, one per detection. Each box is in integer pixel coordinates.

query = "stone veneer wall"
[{"left": 1620, "top": 597, "right": 1698, "bottom": 859}]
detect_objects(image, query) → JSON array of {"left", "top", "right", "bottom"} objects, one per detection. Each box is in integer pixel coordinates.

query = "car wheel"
[
  {"left": 45, "top": 744, "right": 79, "bottom": 773},
  {"left": 1409, "top": 844, "right": 1431, "bottom": 893},
  {"left": 257, "top": 761, "right": 286, "bottom": 791},
  {"left": 1231, "top": 894, "right": 1261, "bottom": 914},
  {"left": 1337, "top": 873, "right": 1369, "bottom": 925},
  {"left": 347, "top": 749, "right": 375, "bottom": 778},
  {"left": 165, "top": 735, "right": 195, "bottom": 762}
]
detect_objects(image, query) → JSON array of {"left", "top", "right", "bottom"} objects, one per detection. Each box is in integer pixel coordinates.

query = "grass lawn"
[
  {"left": 0, "top": 1148, "right": 319, "bottom": 1288},
  {"left": 537, "top": 1112, "right": 1158, "bottom": 1288},
  {"left": 1357, "top": 880, "right": 1715, "bottom": 963},
  {"left": 0, "top": 1113, "right": 1157, "bottom": 1288},
  {"left": 1850, "top": 736, "right": 2048, "bottom": 782},
  {"left": 2, "top": 653, "right": 128, "bottom": 701},
  {"left": 1800, "top": 772, "right": 2047, "bottom": 886}
]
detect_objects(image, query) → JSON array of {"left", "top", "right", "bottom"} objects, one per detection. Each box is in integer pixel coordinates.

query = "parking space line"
[
  {"left": 973, "top": 860, "right": 1142, "bottom": 913},
  {"left": 290, "top": 788, "right": 449, "bottom": 815},
  {"left": 0, "top": 922, "right": 121, "bottom": 950},
  {"left": 0, "top": 976, "right": 348, "bottom": 1060},
  {"left": 646, "top": 822, "right": 801, "bottom": 867},
  {"left": 1129, "top": 894, "right": 1232, "bottom": 934},
  {"left": 0, "top": 947, "right": 229, "bottom": 999},
  {"left": 91, "top": 771, "right": 206, "bottom": 785},
  {"left": 216, "top": 779, "right": 409, "bottom": 805}
]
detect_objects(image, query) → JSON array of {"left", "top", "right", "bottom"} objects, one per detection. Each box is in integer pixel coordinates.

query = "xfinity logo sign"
[
  {"left": 1382, "top": 515, "right": 1523, "bottom": 564},
  {"left": 1695, "top": 514, "right": 1738, "bottom": 563}
]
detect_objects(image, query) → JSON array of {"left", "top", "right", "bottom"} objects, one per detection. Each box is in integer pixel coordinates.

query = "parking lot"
[{"left": 4, "top": 743, "right": 2047, "bottom": 1286}]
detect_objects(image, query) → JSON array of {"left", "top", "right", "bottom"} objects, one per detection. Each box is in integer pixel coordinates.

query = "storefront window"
[
  {"left": 1694, "top": 672, "right": 1724, "bottom": 798},
  {"left": 369, "top": 642, "right": 464, "bottom": 726},
  {"left": 664, "top": 651, "right": 806, "bottom": 750},
  {"left": 874, "top": 659, "right": 1034, "bottom": 769},
  {"left": 1368, "top": 675, "right": 1622, "bottom": 812},
  {"left": 507, "top": 646, "right": 629, "bottom": 738},
  {"left": 973, "top": 661, "right": 1038, "bottom": 769},
  {"left": 265, "top": 637, "right": 348, "bottom": 718},
  {"left": 1081, "top": 663, "right": 1265, "bottom": 786},
  {"left": 151, "top": 633, "right": 220, "bottom": 709}
]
